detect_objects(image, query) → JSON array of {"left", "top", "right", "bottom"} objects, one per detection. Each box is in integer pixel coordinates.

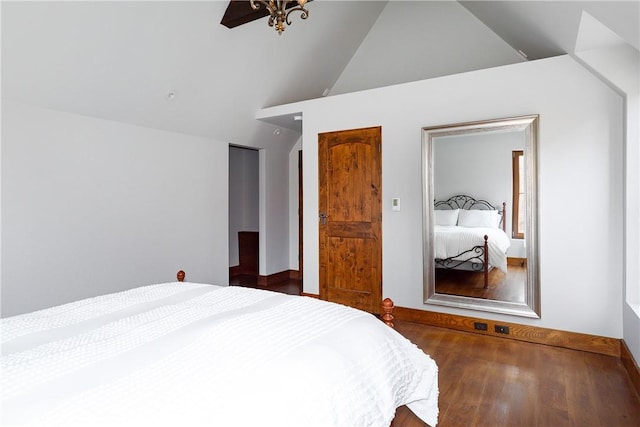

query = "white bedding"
[
  {"left": 434, "top": 225, "right": 511, "bottom": 273},
  {"left": 1, "top": 283, "right": 439, "bottom": 427}
]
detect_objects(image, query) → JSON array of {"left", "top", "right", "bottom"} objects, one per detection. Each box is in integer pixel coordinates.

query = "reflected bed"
[{"left": 434, "top": 195, "right": 510, "bottom": 288}]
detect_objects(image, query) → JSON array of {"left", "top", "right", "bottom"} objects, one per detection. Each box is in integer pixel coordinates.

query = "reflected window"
[{"left": 512, "top": 150, "right": 525, "bottom": 239}]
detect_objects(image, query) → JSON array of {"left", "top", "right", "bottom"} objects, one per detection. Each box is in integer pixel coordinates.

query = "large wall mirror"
[{"left": 422, "top": 115, "right": 540, "bottom": 318}]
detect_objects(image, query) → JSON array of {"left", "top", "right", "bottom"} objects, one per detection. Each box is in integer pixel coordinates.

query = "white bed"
[
  {"left": 1, "top": 280, "right": 439, "bottom": 426},
  {"left": 434, "top": 225, "right": 511, "bottom": 273},
  {"left": 433, "top": 195, "right": 511, "bottom": 288}
]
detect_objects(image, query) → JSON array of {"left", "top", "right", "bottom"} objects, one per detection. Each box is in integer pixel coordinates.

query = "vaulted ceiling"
[{"left": 2, "top": 1, "right": 638, "bottom": 147}]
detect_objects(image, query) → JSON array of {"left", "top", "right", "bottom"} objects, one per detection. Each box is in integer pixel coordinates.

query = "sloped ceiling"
[
  {"left": 1, "top": 1, "right": 386, "bottom": 146},
  {"left": 460, "top": 1, "right": 639, "bottom": 58},
  {"left": 329, "top": 1, "right": 525, "bottom": 96},
  {"left": 2, "top": 1, "right": 638, "bottom": 145},
  {"left": 330, "top": 1, "right": 638, "bottom": 96}
]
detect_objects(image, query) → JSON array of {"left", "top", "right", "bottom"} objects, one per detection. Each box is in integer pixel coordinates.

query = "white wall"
[
  {"left": 267, "top": 55, "right": 624, "bottom": 338},
  {"left": 604, "top": 48, "right": 640, "bottom": 367},
  {"left": 259, "top": 142, "right": 292, "bottom": 276},
  {"left": 228, "top": 146, "right": 259, "bottom": 267},
  {"left": 623, "top": 89, "right": 640, "bottom": 364},
  {"left": 573, "top": 21, "right": 640, "bottom": 362},
  {"left": 1, "top": 102, "right": 229, "bottom": 316}
]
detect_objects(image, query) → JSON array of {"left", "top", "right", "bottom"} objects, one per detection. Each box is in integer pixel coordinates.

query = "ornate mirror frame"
[{"left": 422, "top": 115, "right": 541, "bottom": 318}]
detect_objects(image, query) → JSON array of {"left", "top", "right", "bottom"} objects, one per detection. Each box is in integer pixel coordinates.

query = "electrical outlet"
[
  {"left": 474, "top": 322, "right": 488, "bottom": 331},
  {"left": 495, "top": 325, "right": 510, "bottom": 334}
]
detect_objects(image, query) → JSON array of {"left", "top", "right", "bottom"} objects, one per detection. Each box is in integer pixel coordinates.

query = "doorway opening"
[{"left": 228, "top": 146, "right": 259, "bottom": 279}]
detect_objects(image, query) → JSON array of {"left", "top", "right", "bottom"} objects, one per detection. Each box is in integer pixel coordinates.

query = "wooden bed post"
[
  {"left": 177, "top": 270, "right": 185, "bottom": 282},
  {"left": 502, "top": 202, "right": 507, "bottom": 232},
  {"left": 483, "top": 236, "right": 489, "bottom": 289},
  {"left": 382, "top": 298, "right": 395, "bottom": 329}
]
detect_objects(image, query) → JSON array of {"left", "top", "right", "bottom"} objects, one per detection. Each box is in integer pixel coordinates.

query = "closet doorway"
[{"left": 229, "top": 146, "right": 259, "bottom": 279}]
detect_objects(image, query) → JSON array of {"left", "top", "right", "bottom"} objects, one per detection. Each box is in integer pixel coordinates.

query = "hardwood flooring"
[
  {"left": 435, "top": 264, "right": 526, "bottom": 303},
  {"left": 394, "top": 321, "right": 640, "bottom": 427},
  {"left": 230, "top": 275, "right": 640, "bottom": 426},
  {"left": 229, "top": 274, "right": 302, "bottom": 296}
]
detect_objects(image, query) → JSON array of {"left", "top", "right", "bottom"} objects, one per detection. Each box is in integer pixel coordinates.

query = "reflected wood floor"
[
  {"left": 230, "top": 276, "right": 640, "bottom": 426},
  {"left": 435, "top": 264, "right": 525, "bottom": 303}
]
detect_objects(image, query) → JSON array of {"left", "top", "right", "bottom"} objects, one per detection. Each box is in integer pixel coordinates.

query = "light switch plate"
[{"left": 392, "top": 198, "right": 401, "bottom": 211}]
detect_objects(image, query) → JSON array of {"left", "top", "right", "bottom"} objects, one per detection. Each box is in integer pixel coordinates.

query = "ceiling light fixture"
[{"left": 250, "top": 0, "right": 309, "bottom": 35}]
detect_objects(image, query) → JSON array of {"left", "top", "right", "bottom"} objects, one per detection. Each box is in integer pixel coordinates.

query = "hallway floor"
[{"left": 229, "top": 274, "right": 302, "bottom": 296}]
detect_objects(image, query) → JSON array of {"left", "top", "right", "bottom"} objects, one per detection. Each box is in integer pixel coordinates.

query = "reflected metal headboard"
[{"left": 434, "top": 194, "right": 506, "bottom": 231}]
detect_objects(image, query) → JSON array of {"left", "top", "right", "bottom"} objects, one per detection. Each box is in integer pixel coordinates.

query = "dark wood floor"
[
  {"left": 229, "top": 274, "right": 302, "bottom": 295},
  {"left": 394, "top": 321, "right": 640, "bottom": 426},
  {"left": 435, "top": 264, "right": 526, "bottom": 303},
  {"left": 230, "top": 275, "right": 640, "bottom": 426}
]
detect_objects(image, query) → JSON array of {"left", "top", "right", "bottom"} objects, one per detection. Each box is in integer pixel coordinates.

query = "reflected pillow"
[
  {"left": 434, "top": 209, "right": 459, "bottom": 226},
  {"left": 458, "top": 209, "right": 501, "bottom": 228}
]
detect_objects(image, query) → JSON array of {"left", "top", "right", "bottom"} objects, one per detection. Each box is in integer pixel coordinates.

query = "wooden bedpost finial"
[
  {"left": 382, "top": 298, "right": 395, "bottom": 329},
  {"left": 177, "top": 270, "right": 185, "bottom": 282}
]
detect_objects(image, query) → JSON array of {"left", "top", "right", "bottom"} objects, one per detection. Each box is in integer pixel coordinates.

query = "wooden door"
[{"left": 318, "top": 126, "right": 382, "bottom": 313}]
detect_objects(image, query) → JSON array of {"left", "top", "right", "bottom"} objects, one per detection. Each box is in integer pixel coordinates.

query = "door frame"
[{"left": 298, "top": 150, "right": 303, "bottom": 281}]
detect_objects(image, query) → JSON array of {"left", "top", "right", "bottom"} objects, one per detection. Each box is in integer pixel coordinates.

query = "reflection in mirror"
[{"left": 422, "top": 116, "right": 540, "bottom": 318}]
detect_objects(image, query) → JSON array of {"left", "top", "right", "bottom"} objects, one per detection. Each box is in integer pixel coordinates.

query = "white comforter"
[
  {"left": 434, "top": 225, "right": 511, "bottom": 273},
  {"left": 1, "top": 283, "right": 438, "bottom": 427}
]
